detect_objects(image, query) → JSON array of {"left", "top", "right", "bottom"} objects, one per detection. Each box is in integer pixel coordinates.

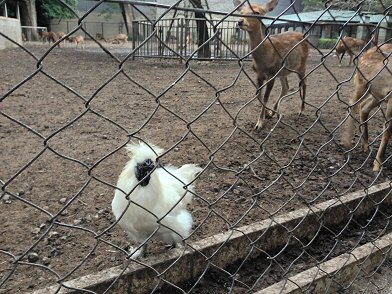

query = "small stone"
[
  {"left": 43, "top": 206, "right": 49, "bottom": 211},
  {"left": 39, "top": 223, "right": 46, "bottom": 229},
  {"left": 59, "top": 198, "right": 67, "bottom": 204},
  {"left": 3, "top": 195, "right": 10, "bottom": 201},
  {"left": 27, "top": 253, "right": 39, "bottom": 263},
  {"left": 42, "top": 257, "right": 50, "bottom": 266},
  {"left": 98, "top": 208, "right": 108, "bottom": 215},
  {"left": 85, "top": 215, "right": 92, "bottom": 222},
  {"left": 210, "top": 173, "right": 216, "bottom": 178},
  {"left": 73, "top": 219, "right": 82, "bottom": 225},
  {"left": 18, "top": 190, "right": 25, "bottom": 196},
  {"left": 60, "top": 210, "right": 68, "bottom": 216},
  {"left": 32, "top": 228, "right": 40, "bottom": 234},
  {"left": 48, "top": 231, "right": 59, "bottom": 239},
  {"left": 233, "top": 189, "right": 240, "bottom": 195}
]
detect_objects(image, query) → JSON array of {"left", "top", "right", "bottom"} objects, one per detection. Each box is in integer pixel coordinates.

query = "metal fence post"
[{"left": 180, "top": 18, "right": 184, "bottom": 63}]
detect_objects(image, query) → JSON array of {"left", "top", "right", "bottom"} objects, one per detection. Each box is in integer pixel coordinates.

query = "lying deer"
[
  {"left": 234, "top": 0, "right": 309, "bottom": 130},
  {"left": 342, "top": 43, "right": 392, "bottom": 172},
  {"left": 96, "top": 33, "right": 107, "bottom": 43},
  {"left": 335, "top": 36, "right": 366, "bottom": 66},
  {"left": 111, "top": 33, "right": 128, "bottom": 44},
  {"left": 67, "top": 35, "right": 85, "bottom": 49}
]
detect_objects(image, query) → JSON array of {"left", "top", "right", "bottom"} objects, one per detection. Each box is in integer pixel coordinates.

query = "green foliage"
[
  {"left": 302, "top": 0, "right": 325, "bottom": 12},
  {"left": 318, "top": 38, "right": 338, "bottom": 49},
  {"left": 41, "top": 0, "right": 78, "bottom": 19},
  {"left": 98, "top": 3, "right": 118, "bottom": 21}
]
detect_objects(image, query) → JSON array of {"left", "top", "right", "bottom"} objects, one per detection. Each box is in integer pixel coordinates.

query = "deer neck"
[{"left": 247, "top": 24, "right": 270, "bottom": 68}]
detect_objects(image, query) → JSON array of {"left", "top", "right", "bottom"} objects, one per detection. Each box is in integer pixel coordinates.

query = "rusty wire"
[{"left": 1, "top": 0, "right": 392, "bottom": 293}]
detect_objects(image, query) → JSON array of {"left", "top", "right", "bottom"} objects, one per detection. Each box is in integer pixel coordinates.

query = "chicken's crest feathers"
[{"left": 125, "top": 141, "right": 164, "bottom": 163}]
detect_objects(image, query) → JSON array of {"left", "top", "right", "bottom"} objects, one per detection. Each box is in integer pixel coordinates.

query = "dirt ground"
[{"left": 1, "top": 42, "right": 391, "bottom": 293}]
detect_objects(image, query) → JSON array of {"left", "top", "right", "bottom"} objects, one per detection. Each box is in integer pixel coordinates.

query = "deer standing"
[
  {"left": 234, "top": 0, "right": 309, "bottom": 130},
  {"left": 335, "top": 36, "right": 366, "bottom": 66},
  {"left": 342, "top": 43, "right": 392, "bottom": 172},
  {"left": 67, "top": 35, "right": 85, "bottom": 49}
]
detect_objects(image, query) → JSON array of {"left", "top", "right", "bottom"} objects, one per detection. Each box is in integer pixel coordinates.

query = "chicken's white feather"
[{"left": 112, "top": 141, "right": 202, "bottom": 258}]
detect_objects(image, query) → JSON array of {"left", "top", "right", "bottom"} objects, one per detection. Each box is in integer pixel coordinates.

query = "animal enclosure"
[{"left": 1, "top": 0, "right": 392, "bottom": 293}]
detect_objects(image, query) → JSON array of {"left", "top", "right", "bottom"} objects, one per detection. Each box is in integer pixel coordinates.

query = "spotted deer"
[
  {"left": 234, "top": 0, "right": 309, "bottom": 130},
  {"left": 342, "top": 43, "right": 392, "bottom": 172},
  {"left": 335, "top": 36, "right": 366, "bottom": 66},
  {"left": 67, "top": 35, "right": 85, "bottom": 49}
]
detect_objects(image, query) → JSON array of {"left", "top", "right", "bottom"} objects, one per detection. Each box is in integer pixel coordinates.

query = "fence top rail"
[
  {"left": 94, "top": 0, "right": 314, "bottom": 25},
  {"left": 21, "top": 26, "right": 48, "bottom": 30}
]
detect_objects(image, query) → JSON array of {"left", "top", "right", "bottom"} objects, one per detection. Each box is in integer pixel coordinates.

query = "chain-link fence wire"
[{"left": 1, "top": 0, "right": 392, "bottom": 292}]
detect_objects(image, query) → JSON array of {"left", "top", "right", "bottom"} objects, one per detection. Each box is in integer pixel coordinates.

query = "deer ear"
[
  {"left": 264, "top": 0, "right": 279, "bottom": 12},
  {"left": 233, "top": 0, "right": 246, "bottom": 10}
]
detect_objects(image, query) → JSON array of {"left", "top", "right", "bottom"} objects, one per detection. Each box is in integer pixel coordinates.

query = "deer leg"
[
  {"left": 254, "top": 77, "right": 274, "bottom": 130},
  {"left": 342, "top": 75, "right": 366, "bottom": 148},
  {"left": 339, "top": 51, "right": 345, "bottom": 67},
  {"left": 348, "top": 53, "right": 353, "bottom": 67},
  {"left": 264, "top": 78, "right": 276, "bottom": 119},
  {"left": 360, "top": 95, "right": 379, "bottom": 153},
  {"left": 336, "top": 52, "right": 341, "bottom": 65},
  {"left": 271, "top": 76, "right": 288, "bottom": 117},
  {"left": 298, "top": 74, "right": 307, "bottom": 116},
  {"left": 373, "top": 100, "right": 392, "bottom": 172}
]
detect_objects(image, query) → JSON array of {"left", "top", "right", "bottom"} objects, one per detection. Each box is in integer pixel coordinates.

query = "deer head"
[{"left": 234, "top": 0, "right": 279, "bottom": 32}]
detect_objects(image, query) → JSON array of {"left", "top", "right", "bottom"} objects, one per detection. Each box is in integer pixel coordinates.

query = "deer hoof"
[
  {"left": 373, "top": 159, "right": 382, "bottom": 173},
  {"left": 362, "top": 143, "right": 369, "bottom": 153},
  {"left": 341, "top": 138, "right": 353, "bottom": 149},
  {"left": 254, "top": 121, "right": 265, "bottom": 131}
]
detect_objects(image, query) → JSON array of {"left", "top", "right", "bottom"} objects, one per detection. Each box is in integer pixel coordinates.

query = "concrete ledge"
[
  {"left": 257, "top": 231, "right": 392, "bottom": 293},
  {"left": 34, "top": 182, "right": 392, "bottom": 293},
  {"left": 0, "top": 17, "right": 22, "bottom": 50}
]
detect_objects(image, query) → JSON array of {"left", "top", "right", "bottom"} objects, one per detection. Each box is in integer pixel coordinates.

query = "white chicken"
[{"left": 112, "top": 141, "right": 202, "bottom": 258}]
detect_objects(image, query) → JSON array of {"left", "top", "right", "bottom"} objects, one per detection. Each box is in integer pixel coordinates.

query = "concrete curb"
[{"left": 34, "top": 182, "right": 392, "bottom": 293}]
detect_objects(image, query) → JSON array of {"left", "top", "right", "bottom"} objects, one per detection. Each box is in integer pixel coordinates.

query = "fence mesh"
[{"left": 1, "top": 0, "right": 392, "bottom": 293}]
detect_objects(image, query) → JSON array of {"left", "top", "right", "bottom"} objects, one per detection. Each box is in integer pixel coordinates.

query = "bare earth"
[{"left": 0, "top": 42, "right": 391, "bottom": 293}]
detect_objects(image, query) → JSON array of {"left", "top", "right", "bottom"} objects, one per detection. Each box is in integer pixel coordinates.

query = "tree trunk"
[
  {"left": 20, "top": 0, "right": 39, "bottom": 41},
  {"left": 190, "top": 0, "right": 211, "bottom": 58},
  {"left": 119, "top": 3, "right": 136, "bottom": 37}
]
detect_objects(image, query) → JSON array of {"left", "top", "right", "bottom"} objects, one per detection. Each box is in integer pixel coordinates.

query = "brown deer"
[
  {"left": 111, "top": 33, "right": 128, "bottom": 45},
  {"left": 67, "top": 35, "right": 85, "bottom": 49},
  {"left": 96, "top": 33, "right": 107, "bottom": 43},
  {"left": 234, "top": 0, "right": 309, "bottom": 130},
  {"left": 42, "top": 31, "right": 61, "bottom": 47},
  {"left": 335, "top": 36, "right": 366, "bottom": 66},
  {"left": 342, "top": 43, "right": 392, "bottom": 172}
]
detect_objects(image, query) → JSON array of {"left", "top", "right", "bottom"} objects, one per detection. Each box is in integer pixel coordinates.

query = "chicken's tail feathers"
[
  {"left": 177, "top": 164, "right": 203, "bottom": 183},
  {"left": 176, "top": 210, "right": 193, "bottom": 237},
  {"left": 174, "top": 164, "right": 202, "bottom": 207},
  {"left": 161, "top": 210, "right": 193, "bottom": 244}
]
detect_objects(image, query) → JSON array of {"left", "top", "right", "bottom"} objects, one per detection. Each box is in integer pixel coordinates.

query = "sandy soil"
[{"left": 0, "top": 42, "right": 391, "bottom": 293}]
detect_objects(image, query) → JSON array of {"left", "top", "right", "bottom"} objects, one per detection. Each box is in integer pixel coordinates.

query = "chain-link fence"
[{"left": 1, "top": 0, "right": 392, "bottom": 293}]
